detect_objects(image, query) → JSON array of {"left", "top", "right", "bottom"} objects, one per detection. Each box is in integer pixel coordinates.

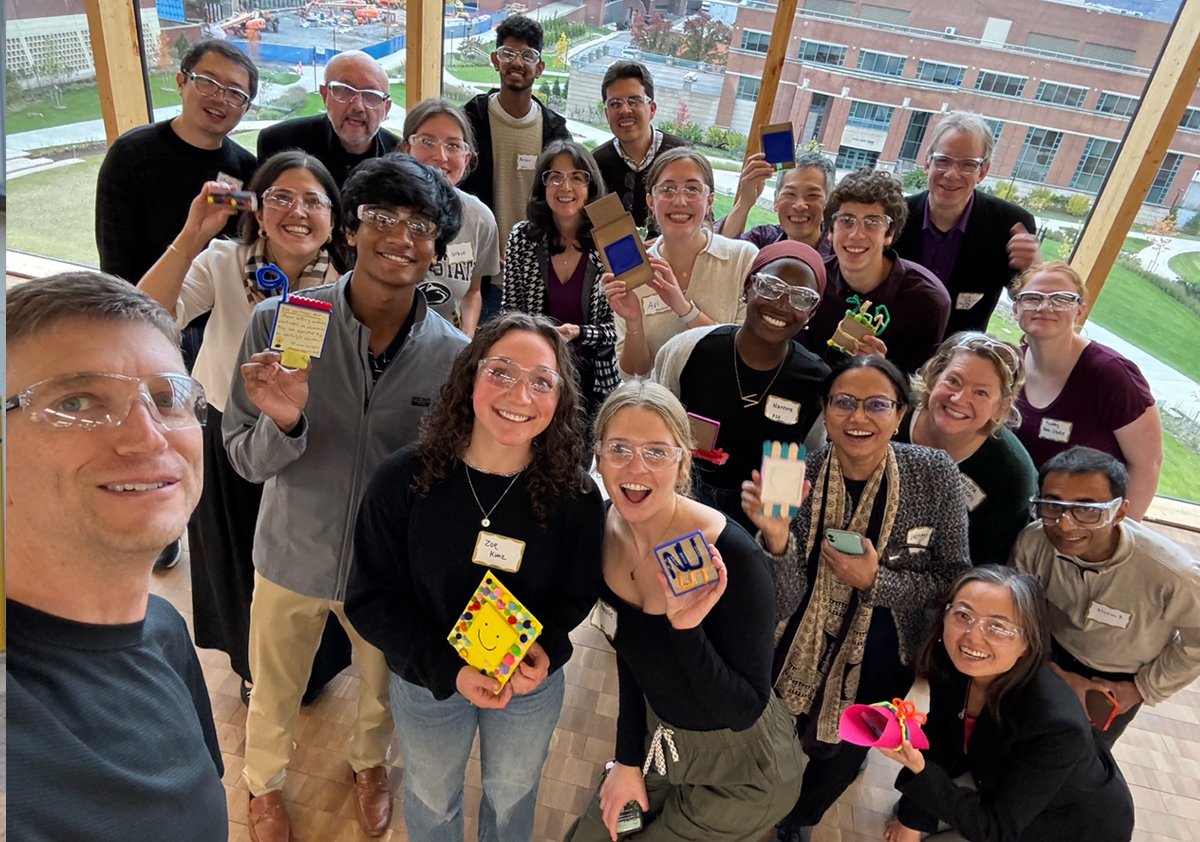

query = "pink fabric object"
[{"left": 838, "top": 698, "right": 930, "bottom": 751}]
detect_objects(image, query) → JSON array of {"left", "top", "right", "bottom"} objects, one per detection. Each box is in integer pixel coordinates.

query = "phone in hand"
[
  {"left": 616, "top": 801, "right": 644, "bottom": 836},
  {"left": 1085, "top": 688, "right": 1120, "bottom": 731},
  {"left": 826, "top": 529, "right": 866, "bottom": 555}
]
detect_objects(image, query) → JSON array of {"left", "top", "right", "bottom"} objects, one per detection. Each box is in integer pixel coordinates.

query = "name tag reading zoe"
[
  {"left": 472, "top": 531, "right": 525, "bottom": 573},
  {"left": 654, "top": 531, "right": 718, "bottom": 596}
]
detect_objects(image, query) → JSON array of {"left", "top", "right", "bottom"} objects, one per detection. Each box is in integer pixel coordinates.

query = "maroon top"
[
  {"left": 1014, "top": 342, "right": 1155, "bottom": 468},
  {"left": 546, "top": 254, "right": 587, "bottom": 330},
  {"left": 920, "top": 192, "right": 974, "bottom": 291}
]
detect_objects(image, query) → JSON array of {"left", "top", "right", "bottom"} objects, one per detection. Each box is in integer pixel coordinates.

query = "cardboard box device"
[
  {"left": 585, "top": 193, "right": 654, "bottom": 290},
  {"left": 759, "top": 123, "right": 796, "bottom": 170}
]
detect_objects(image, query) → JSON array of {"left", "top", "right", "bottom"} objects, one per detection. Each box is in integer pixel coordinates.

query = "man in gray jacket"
[{"left": 223, "top": 155, "right": 468, "bottom": 842}]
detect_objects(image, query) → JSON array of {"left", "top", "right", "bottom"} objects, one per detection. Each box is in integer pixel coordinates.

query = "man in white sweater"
[{"left": 1012, "top": 446, "right": 1200, "bottom": 747}]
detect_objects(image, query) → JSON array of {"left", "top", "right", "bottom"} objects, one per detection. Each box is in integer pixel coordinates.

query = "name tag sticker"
[
  {"left": 472, "top": 531, "right": 526, "bottom": 573},
  {"left": 447, "top": 241, "right": 475, "bottom": 264},
  {"left": 956, "top": 292, "right": 985, "bottom": 310},
  {"left": 216, "top": 171, "right": 244, "bottom": 189},
  {"left": 1039, "top": 418, "right": 1073, "bottom": 443},
  {"left": 906, "top": 526, "right": 934, "bottom": 551},
  {"left": 642, "top": 294, "right": 673, "bottom": 316},
  {"left": 1087, "top": 600, "right": 1132, "bottom": 629},
  {"left": 765, "top": 395, "right": 800, "bottom": 425},
  {"left": 962, "top": 474, "right": 987, "bottom": 511},
  {"left": 590, "top": 599, "right": 618, "bottom": 640},
  {"left": 517, "top": 154, "right": 538, "bottom": 171}
]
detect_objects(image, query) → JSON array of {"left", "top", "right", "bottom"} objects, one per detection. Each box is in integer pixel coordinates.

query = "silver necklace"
[
  {"left": 733, "top": 335, "right": 787, "bottom": 408},
  {"left": 464, "top": 463, "right": 525, "bottom": 528}
]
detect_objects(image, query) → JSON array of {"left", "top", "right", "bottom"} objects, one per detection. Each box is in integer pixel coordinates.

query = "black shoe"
[
  {"left": 153, "top": 539, "right": 182, "bottom": 572},
  {"left": 301, "top": 682, "right": 326, "bottom": 707},
  {"left": 240, "top": 681, "right": 252, "bottom": 707}
]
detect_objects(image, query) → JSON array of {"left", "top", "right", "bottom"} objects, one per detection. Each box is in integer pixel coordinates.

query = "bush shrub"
[
  {"left": 1066, "top": 194, "right": 1092, "bottom": 217},
  {"left": 902, "top": 168, "right": 928, "bottom": 191},
  {"left": 1026, "top": 186, "right": 1055, "bottom": 212},
  {"left": 993, "top": 182, "right": 1020, "bottom": 203}
]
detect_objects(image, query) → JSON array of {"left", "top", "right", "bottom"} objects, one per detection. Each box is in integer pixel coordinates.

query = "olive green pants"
[{"left": 567, "top": 694, "right": 804, "bottom": 841}]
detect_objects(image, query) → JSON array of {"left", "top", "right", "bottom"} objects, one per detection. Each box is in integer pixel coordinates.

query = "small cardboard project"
[
  {"left": 654, "top": 530, "right": 719, "bottom": 596},
  {"left": 449, "top": 573, "right": 543, "bottom": 692},
  {"left": 761, "top": 441, "right": 807, "bottom": 519},
  {"left": 208, "top": 189, "right": 258, "bottom": 212},
  {"left": 585, "top": 193, "right": 654, "bottom": 291},
  {"left": 827, "top": 296, "right": 890, "bottom": 356},
  {"left": 688, "top": 412, "right": 729, "bottom": 466},
  {"left": 759, "top": 123, "right": 796, "bottom": 171},
  {"left": 269, "top": 294, "right": 333, "bottom": 370}
]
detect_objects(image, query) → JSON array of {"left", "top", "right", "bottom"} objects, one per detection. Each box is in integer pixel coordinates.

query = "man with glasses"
[
  {"left": 591, "top": 61, "right": 689, "bottom": 234},
  {"left": 893, "top": 110, "right": 1041, "bottom": 338},
  {"left": 1012, "top": 446, "right": 1200, "bottom": 747},
  {"left": 257, "top": 50, "right": 399, "bottom": 187},
  {"left": 223, "top": 155, "right": 468, "bottom": 842},
  {"left": 7, "top": 272, "right": 227, "bottom": 841},
  {"left": 459, "top": 16, "right": 571, "bottom": 320}
]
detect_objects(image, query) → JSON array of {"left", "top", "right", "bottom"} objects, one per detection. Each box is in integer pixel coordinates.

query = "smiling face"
[
  {"left": 6, "top": 319, "right": 202, "bottom": 562},
  {"left": 471, "top": 329, "right": 560, "bottom": 453},
  {"left": 943, "top": 581, "right": 1029, "bottom": 681},
  {"left": 472, "top": 603, "right": 520, "bottom": 665},
  {"left": 347, "top": 204, "right": 437, "bottom": 290},
  {"left": 176, "top": 52, "right": 252, "bottom": 142},
  {"left": 545, "top": 152, "right": 590, "bottom": 226},
  {"left": 256, "top": 167, "right": 334, "bottom": 263},
  {"left": 774, "top": 167, "right": 828, "bottom": 247},
  {"left": 925, "top": 128, "right": 990, "bottom": 220},
  {"left": 831, "top": 200, "right": 893, "bottom": 284},
  {"left": 824, "top": 366, "right": 905, "bottom": 467},
  {"left": 320, "top": 53, "right": 392, "bottom": 153},
  {"left": 404, "top": 113, "right": 472, "bottom": 185},
  {"left": 928, "top": 351, "right": 1009, "bottom": 438},
  {"left": 604, "top": 76, "right": 656, "bottom": 146},
  {"left": 492, "top": 37, "right": 544, "bottom": 93},
  {"left": 1039, "top": 470, "right": 1128, "bottom": 562},
  {"left": 745, "top": 257, "right": 820, "bottom": 343},
  {"left": 1013, "top": 269, "right": 1085, "bottom": 339},
  {"left": 647, "top": 158, "right": 713, "bottom": 240},
  {"left": 597, "top": 407, "right": 687, "bottom": 524}
]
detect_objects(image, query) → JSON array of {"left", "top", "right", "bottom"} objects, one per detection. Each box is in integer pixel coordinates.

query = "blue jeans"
[{"left": 390, "top": 668, "right": 565, "bottom": 842}]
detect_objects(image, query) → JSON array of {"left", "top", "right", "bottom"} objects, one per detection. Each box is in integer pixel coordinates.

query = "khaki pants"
[{"left": 243, "top": 571, "right": 394, "bottom": 796}]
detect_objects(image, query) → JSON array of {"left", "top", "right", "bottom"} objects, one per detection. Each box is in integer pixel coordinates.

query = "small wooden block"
[{"left": 654, "top": 530, "right": 718, "bottom": 596}]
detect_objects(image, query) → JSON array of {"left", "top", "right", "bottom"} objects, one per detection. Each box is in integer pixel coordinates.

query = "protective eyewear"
[
  {"left": 830, "top": 212, "right": 892, "bottom": 232},
  {"left": 1013, "top": 291, "right": 1083, "bottom": 311},
  {"left": 1030, "top": 496, "right": 1124, "bottom": 528},
  {"left": 262, "top": 188, "right": 333, "bottom": 213},
  {"left": 326, "top": 81, "right": 390, "bottom": 109},
  {"left": 477, "top": 357, "right": 562, "bottom": 394},
  {"left": 408, "top": 134, "right": 471, "bottom": 158},
  {"left": 944, "top": 603, "right": 1023, "bottom": 643},
  {"left": 928, "top": 153, "right": 988, "bottom": 175},
  {"left": 357, "top": 205, "right": 439, "bottom": 240},
  {"left": 605, "top": 95, "right": 651, "bottom": 111},
  {"left": 5, "top": 372, "right": 207, "bottom": 431},
  {"left": 496, "top": 46, "right": 541, "bottom": 66},
  {"left": 750, "top": 274, "right": 821, "bottom": 313},
  {"left": 542, "top": 170, "right": 591, "bottom": 188},
  {"left": 183, "top": 71, "right": 251, "bottom": 108},
  {"left": 651, "top": 182, "right": 709, "bottom": 200},
  {"left": 596, "top": 440, "right": 685, "bottom": 468}
]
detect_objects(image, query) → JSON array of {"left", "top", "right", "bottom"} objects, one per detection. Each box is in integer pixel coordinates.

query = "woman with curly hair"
[{"left": 345, "top": 312, "right": 605, "bottom": 842}]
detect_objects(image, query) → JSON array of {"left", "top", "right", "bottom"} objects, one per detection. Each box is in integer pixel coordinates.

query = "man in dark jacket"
[{"left": 893, "top": 110, "right": 1041, "bottom": 338}]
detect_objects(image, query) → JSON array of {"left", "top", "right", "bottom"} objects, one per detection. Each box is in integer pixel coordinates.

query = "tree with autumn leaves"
[{"left": 630, "top": 10, "right": 730, "bottom": 64}]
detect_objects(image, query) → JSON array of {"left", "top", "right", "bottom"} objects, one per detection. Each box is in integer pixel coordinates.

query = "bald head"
[
  {"left": 320, "top": 51, "right": 393, "bottom": 154},
  {"left": 324, "top": 50, "right": 388, "bottom": 89}
]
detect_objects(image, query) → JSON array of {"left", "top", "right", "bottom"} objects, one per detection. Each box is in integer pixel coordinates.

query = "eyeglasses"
[
  {"left": 496, "top": 46, "right": 541, "bottom": 66},
  {"left": 262, "top": 187, "right": 333, "bottom": 213},
  {"left": 596, "top": 440, "right": 685, "bottom": 468},
  {"left": 651, "top": 182, "right": 709, "bottom": 200},
  {"left": 326, "top": 81, "right": 390, "bottom": 109},
  {"left": 183, "top": 71, "right": 251, "bottom": 108},
  {"left": 944, "top": 603, "right": 1023, "bottom": 643},
  {"left": 605, "top": 95, "right": 651, "bottom": 111},
  {"left": 5, "top": 372, "right": 207, "bottom": 431},
  {"left": 1013, "top": 291, "right": 1083, "bottom": 311},
  {"left": 542, "top": 170, "right": 591, "bottom": 188},
  {"left": 750, "top": 274, "right": 821, "bottom": 313},
  {"left": 824, "top": 393, "right": 900, "bottom": 417},
  {"left": 830, "top": 212, "right": 892, "bottom": 232},
  {"left": 408, "top": 134, "right": 471, "bottom": 158},
  {"left": 1030, "top": 496, "right": 1124, "bottom": 527},
  {"left": 357, "top": 205, "right": 439, "bottom": 240},
  {"left": 477, "top": 357, "right": 562, "bottom": 394},
  {"left": 928, "top": 153, "right": 988, "bottom": 175}
]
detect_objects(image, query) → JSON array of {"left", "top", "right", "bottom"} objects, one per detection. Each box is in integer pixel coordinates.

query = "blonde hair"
[
  {"left": 1010, "top": 260, "right": 1086, "bottom": 297},
  {"left": 911, "top": 332, "right": 1025, "bottom": 437},
  {"left": 593, "top": 379, "right": 695, "bottom": 494}
]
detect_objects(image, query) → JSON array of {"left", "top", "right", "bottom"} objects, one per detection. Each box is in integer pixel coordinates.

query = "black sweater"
[
  {"left": 256, "top": 114, "right": 401, "bottom": 187},
  {"left": 7, "top": 597, "right": 227, "bottom": 842},
  {"left": 346, "top": 446, "right": 604, "bottom": 700},
  {"left": 605, "top": 519, "right": 776, "bottom": 767}
]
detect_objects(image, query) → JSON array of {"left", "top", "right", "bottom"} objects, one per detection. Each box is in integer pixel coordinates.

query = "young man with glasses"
[
  {"left": 893, "top": 110, "right": 1041, "bottom": 337},
  {"left": 591, "top": 60, "right": 689, "bottom": 234},
  {"left": 223, "top": 155, "right": 469, "bottom": 842},
  {"left": 1011, "top": 446, "right": 1200, "bottom": 748},
  {"left": 7, "top": 272, "right": 227, "bottom": 842},
  {"left": 257, "top": 50, "right": 399, "bottom": 187}
]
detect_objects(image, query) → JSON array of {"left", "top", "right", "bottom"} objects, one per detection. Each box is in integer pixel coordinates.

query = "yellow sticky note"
[{"left": 280, "top": 348, "right": 310, "bottom": 370}]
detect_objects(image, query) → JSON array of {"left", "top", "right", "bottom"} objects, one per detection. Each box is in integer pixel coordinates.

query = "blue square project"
[
  {"left": 605, "top": 234, "right": 644, "bottom": 276},
  {"left": 762, "top": 129, "right": 795, "bottom": 167}
]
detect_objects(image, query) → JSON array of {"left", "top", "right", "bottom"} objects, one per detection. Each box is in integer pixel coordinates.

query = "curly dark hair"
[
  {"left": 525, "top": 140, "right": 606, "bottom": 256},
  {"left": 496, "top": 15, "right": 544, "bottom": 52},
  {"left": 824, "top": 167, "right": 908, "bottom": 240},
  {"left": 344, "top": 154, "right": 463, "bottom": 261},
  {"left": 413, "top": 312, "right": 587, "bottom": 523}
]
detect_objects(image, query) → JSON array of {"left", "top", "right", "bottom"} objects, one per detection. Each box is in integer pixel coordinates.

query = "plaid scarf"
[{"left": 242, "top": 237, "right": 332, "bottom": 304}]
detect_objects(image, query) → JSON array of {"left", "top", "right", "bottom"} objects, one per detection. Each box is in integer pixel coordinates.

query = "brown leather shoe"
[
  {"left": 248, "top": 791, "right": 291, "bottom": 842},
  {"left": 353, "top": 766, "right": 393, "bottom": 837}
]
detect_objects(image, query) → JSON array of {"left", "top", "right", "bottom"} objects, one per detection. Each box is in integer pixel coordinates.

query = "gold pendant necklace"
[
  {"left": 733, "top": 332, "right": 787, "bottom": 408},
  {"left": 465, "top": 463, "right": 525, "bottom": 528}
]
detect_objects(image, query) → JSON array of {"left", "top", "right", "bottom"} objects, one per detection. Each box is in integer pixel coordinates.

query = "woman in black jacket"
[{"left": 879, "top": 565, "right": 1134, "bottom": 842}]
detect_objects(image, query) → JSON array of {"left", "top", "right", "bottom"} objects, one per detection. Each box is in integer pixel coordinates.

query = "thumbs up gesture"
[{"left": 1007, "top": 222, "right": 1043, "bottom": 271}]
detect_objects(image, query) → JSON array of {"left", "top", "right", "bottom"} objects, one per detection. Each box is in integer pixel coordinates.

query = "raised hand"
[
  {"left": 736, "top": 152, "right": 775, "bottom": 206},
  {"left": 655, "top": 546, "right": 727, "bottom": 630},
  {"left": 240, "top": 350, "right": 310, "bottom": 434},
  {"left": 177, "top": 181, "right": 241, "bottom": 256},
  {"left": 647, "top": 257, "right": 689, "bottom": 315},
  {"left": 603, "top": 273, "right": 645, "bottom": 324},
  {"left": 1007, "top": 222, "right": 1043, "bottom": 271},
  {"left": 742, "top": 469, "right": 805, "bottom": 555}
]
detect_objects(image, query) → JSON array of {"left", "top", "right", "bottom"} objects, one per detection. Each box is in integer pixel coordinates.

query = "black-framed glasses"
[
  {"left": 830, "top": 212, "right": 892, "bottom": 232},
  {"left": 1030, "top": 497, "right": 1124, "bottom": 527},
  {"left": 750, "top": 274, "right": 821, "bottom": 313},
  {"left": 542, "top": 170, "right": 591, "bottom": 188},
  {"left": 262, "top": 188, "right": 333, "bottom": 213},
  {"left": 605, "top": 95, "right": 651, "bottom": 111},
  {"left": 595, "top": 440, "right": 685, "bottom": 468},
  {"left": 183, "top": 71, "right": 251, "bottom": 108},
  {"left": 477, "top": 357, "right": 562, "bottom": 394},
  {"left": 928, "top": 153, "right": 988, "bottom": 175},
  {"left": 357, "top": 205, "right": 439, "bottom": 240},
  {"left": 5, "top": 372, "right": 207, "bottom": 431},
  {"left": 824, "top": 393, "right": 899, "bottom": 417},
  {"left": 496, "top": 45, "right": 541, "bottom": 65},
  {"left": 1013, "top": 291, "right": 1083, "bottom": 311},
  {"left": 326, "top": 81, "right": 390, "bottom": 109},
  {"left": 944, "top": 604, "right": 1023, "bottom": 643}
]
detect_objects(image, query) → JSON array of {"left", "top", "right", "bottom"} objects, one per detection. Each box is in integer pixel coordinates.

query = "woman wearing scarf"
[
  {"left": 742, "top": 354, "right": 970, "bottom": 841},
  {"left": 138, "top": 150, "right": 350, "bottom": 705},
  {"left": 652, "top": 241, "right": 831, "bottom": 533}
]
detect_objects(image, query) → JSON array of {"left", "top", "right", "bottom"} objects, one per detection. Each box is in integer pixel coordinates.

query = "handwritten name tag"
[
  {"left": 1039, "top": 418, "right": 1073, "bottom": 443},
  {"left": 765, "top": 395, "right": 800, "bottom": 425},
  {"left": 517, "top": 154, "right": 538, "bottom": 171},
  {"left": 472, "top": 531, "right": 525, "bottom": 573},
  {"left": 590, "top": 599, "right": 618, "bottom": 640},
  {"left": 642, "top": 294, "right": 673, "bottom": 316},
  {"left": 906, "top": 526, "right": 934, "bottom": 552},
  {"left": 1087, "top": 600, "right": 1132, "bottom": 629},
  {"left": 447, "top": 241, "right": 475, "bottom": 264},
  {"left": 956, "top": 292, "right": 985, "bottom": 310},
  {"left": 962, "top": 474, "right": 987, "bottom": 511}
]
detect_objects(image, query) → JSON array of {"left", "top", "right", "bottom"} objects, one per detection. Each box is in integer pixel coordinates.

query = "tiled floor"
[{"left": 149, "top": 521, "right": 1200, "bottom": 842}]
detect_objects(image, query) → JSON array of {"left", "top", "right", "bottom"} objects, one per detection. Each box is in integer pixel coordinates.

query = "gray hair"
[
  {"left": 927, "top": 110, "right": 995, "bottom": 163},
  {"left": 776, "top": 151, "right": 837, "bottom": 196},
  {"left": 7, "top": 271, "right": 180, "bottom": 348}
]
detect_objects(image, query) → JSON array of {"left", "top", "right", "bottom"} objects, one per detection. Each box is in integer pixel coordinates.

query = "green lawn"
[
  {"left": 7, "top": 154, "right": 103, "bottom": 266},
  {"left": 1123, "top": 236, "right": 1150, "bottom": 254},
  {"left": 261, "top": 71, "right": 301, "bottom": 85},
  {"left": 1160, "top": 431, "right": 1200, "bottom": 502},
  {"left": 1167, "top": 251, "right": 1200, "bottom": 284},
  {"left": 7, "top": 73, "right": 181, "bottom": 134},
  {"left": 710, "top": 193, "right": 781, "bottom": 230}
]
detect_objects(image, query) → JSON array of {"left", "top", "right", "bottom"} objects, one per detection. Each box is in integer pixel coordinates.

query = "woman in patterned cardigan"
[
  {"left": 743, "top": 354, "right": 971, "bottom": 841},
  {"left": 503, "top": 140, "right": 619, "bottom": 429}
]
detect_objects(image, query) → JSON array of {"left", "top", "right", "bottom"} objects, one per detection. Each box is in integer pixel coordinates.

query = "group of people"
[{"left": 8, "top": 18, "right": 1200, "bottom": 842}]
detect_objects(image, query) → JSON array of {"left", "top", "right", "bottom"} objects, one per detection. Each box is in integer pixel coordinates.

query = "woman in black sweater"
[
  {"left": 345, "top": 313, "right": 605, "bottom": 842},
  {"left": 567, "top": 379, "right": 803, "bottom": 842},
  {"left": 879, "top": 565, "right": 1134, "bottom": 842}
]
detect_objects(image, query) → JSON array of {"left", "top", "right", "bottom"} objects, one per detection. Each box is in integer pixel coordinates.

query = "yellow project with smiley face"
[{"left": 449, "top": 573, "right": 543, "bottom": 692}]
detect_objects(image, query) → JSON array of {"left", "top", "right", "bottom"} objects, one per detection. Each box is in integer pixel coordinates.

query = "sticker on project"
[{"left": 605, "top": 234, "right": 644, "bottom": 276}]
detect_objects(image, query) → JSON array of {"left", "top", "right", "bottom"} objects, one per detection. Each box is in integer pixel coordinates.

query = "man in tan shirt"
[{"left": 1012, "top": 446, "right": 1200, "bottom": 747}]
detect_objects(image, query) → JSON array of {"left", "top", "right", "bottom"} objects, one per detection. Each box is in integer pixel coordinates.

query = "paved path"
[{"left": 1037, "top": 217, "right": 1200, "bottom": 282}]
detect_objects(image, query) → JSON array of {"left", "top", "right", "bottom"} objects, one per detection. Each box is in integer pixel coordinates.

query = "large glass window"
[
  {"left": 740, "top": 30, "right": 771, "bottom": 54},
  {"left": 1071, "top": 138, "right": 1120, "bottom": 192},
  {"left": 1012, "top": 126, "right": 1063, "bottom": 182},
  {"left": 898, "top": 110, "right": 932, "bottom": 162},
  {"left": 736, "top": 76, "right": 761, "bottom": 101},
  {"left": 1035, "top": 81, "right": 1088, "bottom": 108},
  {"left": 845, "top": 100, "right": 894, "bottom": 130},
  {"left": 799, "top": 40, "right": 847, "bottom": 66},
  {"left": 1180, "top": 107, "right": 1200, "bottom": 132},
  {"left": 915, "top": 61, "right": 965, "bottom": 86},
  {"left": 974, "top": 70, "right": 1027, "bottom": 98},
  {"left": 1146, "top": 152, "right": 1182, "bottom": 205},
  {"left": 1096, "top": 91, "right": 1140, "bottom": 117},
  {"left": 856, "top": 50, "right": 905, "bottom": 77},
  {"left": 835, "top": 145, "right": 880, "bottom": 169}
]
